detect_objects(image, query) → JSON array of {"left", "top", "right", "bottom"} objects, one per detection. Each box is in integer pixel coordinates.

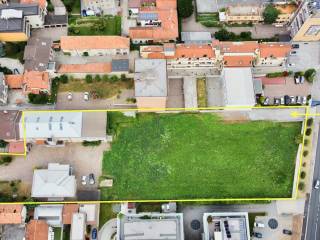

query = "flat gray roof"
[
  {"left": 112, "top": 59, "right": 129, "bottom": 72},
  {"left": 0, "top": 17, "right": 24, "bottom": 32},
  {"left": 0, "top": 3, "right": 39, "bottom": 16},
  {"left": 134, "top": 59, "right": 167, "bottom": 97},
  {"left": 181, "top": 32, "right": 212, "bottom": 44}
]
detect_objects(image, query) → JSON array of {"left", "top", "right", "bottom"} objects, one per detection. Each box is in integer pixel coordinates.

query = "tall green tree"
[
  {"left": 177, "top": 0, "right": 194, "bottom": 18},
  {"left": 304, "top": 68, "right": 317, "bottom": 82},
  {"left": 263, "top": 4, "right": 280, "bottom": 24}
]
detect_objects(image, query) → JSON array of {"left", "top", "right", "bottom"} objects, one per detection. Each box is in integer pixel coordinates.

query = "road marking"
[{"left": 315, "top": 224, "right": 318, "bottom": 240}]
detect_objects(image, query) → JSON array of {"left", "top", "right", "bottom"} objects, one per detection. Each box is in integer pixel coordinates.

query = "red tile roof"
[
  {"left": 0, "top": 204, "right": 24, "bottom": 224},
  {"left": 213, "top": 40, "right": 259, "bottom": 54},
  {"left": 26, "top": 220, "right": 49, "bottom": 240},
  {"left": 63, "top": 204, "right": 79, "bottom": 225},
  {"left": 20, "top": 0, "right": 47, "bottom": 9},
  {"left": 175, "top": 44, "right": 215, "bottom": 58},
  {"left": 223, "top": 55, "right": 254, "bottom": 67},
  {"left": 259, "top": 43, "right": 291, "bottom": 58},
  {"left": 58, "top": 63, "right": 112, "bottom": 73},
  {"left": 8, "top": 141, "right": 25, "bottom": 154},
  {"left": 23, "top": 71, "right": 50, "bottom": 94},
  {"left": 5, "top": 75, "right": 23, "bottom": 89}
]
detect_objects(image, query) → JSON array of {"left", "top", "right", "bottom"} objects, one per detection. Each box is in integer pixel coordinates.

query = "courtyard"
[{"left": 102, "top": 112, "right": 301, "bottom": 200}]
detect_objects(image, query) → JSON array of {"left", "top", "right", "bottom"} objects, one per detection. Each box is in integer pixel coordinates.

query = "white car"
[
  {"left": 302, "top": 96, "right": 307, "bottom": 105},
  {"left": 314, "top": 179, "right": 320, "bottom": 189},
  {"left": 67, "top": 92, "right": 72, "bottom": 101},
  {"left": 81, "top": 176, "right": 87, "bottom": 185},
  {"left": 84, "top": 92, "right": 89, "bottom": 101},
  {"left": 254, "top": 222, "right": 265, "bottom": 228}
]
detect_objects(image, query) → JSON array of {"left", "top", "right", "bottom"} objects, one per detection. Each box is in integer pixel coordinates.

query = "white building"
[
  {"left": 31, "top": 163, "right": 77, "bottom": 200},
  {"left": 71, "top": 213, "right": 86, "bottom": 240},
  {"left": 203, "top": 212, "right": 250, "bottom": 240},
  {"left": 34, "top": 205, "right": 64, "bottom": 227},
  {"left": 117, "top": 213, "right": 184, "bottom": 240},
  {"left": 60, "top": 36, "right": 130, "bottom": 57},
  {"left": 221, "top": 68, "right": 256, "bottom": 108},
  {"left": 0, "top": 72, "right": 8, "bottom": 105}
]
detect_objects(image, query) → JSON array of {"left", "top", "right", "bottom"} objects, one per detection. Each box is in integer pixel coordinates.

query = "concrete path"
[{"left": 0, "top": 58, "right": 24, "bottom": 73}]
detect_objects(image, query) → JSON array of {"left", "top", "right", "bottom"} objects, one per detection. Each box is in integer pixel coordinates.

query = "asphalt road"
[{"left": 305, "top": 124, "right": 320, "bottom": 240}]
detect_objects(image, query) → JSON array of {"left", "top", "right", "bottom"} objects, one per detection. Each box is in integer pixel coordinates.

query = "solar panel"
[{"left": 138, "top": 12, "right": 158, "bottom": 20}]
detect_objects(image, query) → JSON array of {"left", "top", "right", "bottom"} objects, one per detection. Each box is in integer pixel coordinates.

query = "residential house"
[
  {"left": 219, "top": 5, "right": 263, "bottom": 23},
  {"left": 23, "top": 37, "right": 55, "bottom": 72},
  {"left": 213, "top": 40, "right": 259, "bottom": 68},
  {"left": 257, "top": 42, "right": 291, "bottom": 66},
  {"left": 57, "top": 59, "right": 129, "bottom": 78},
  {"left": 203, "top": 212, "right": 250, "bottom": 240},
  {"left": 140, "top": 43, "right": 216, "bottom": 69},
  {"left": 31, "top": 163, "right": 77, "bottom": 200},
  {"left": 0, "top": 204, "right": 27, "bottom": 225},
  {"left": 25, "top": 220, "right": 50, "bottom": 240},
  {"left": 134, "top": 59, "right": 167, "bottom": 109},
  {"left": 79, "top": 204, "right": 98, "bottom": 225},
  {"left": 129, "top": 0, "right": 178, "bottom": 43},
  {"left": 60, "top": 36, "right": 130, "bottom": 56},
  {"left": 34, "top": 205, "right": 64, "bottom": 227},
  {"left": 81, "top": 0, "right": 119, "bottom": 16},
  {"left": 22, "top": 111, "right": 108, "bottom": 145},
  {"left": 221, "top": 68, "right": 256, "bottom": 107},
  {"left": 291, "top": 0, "right": 320, "bottom": 41},
  {"left": 117, "top": 212, "right": 184, "bottom": 240},
  {"left": 62, "top": 204, "right": 79, "bottom": 225},
  {"left": 70, "top": 213, "right": 86, "bottom": 240},
  {"left": 5, "top": 71, "right": 51, "bottom": 95},
  {"left": 0, "top": 72, "right": 8, "bottom": 105}
]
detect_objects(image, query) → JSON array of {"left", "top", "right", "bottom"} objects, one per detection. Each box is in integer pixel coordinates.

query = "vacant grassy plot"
[
  {"left": 58, "top": 78, "right": 133, "bottom": 99},
  {"left": 197, "top": 78, "right": 207, "bottom": 107},
  {"left": 102, "top": 113, "right": 300, "bottom": 200},
  {"left": 68, "top": 16, "right": 121, "bottom": 36}
]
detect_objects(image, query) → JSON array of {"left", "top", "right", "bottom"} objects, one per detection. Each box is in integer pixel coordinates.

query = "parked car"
[
  {"left": 67, "top": 92, "right": 73, "bottom": 101},
  {"left": 254, "top": 222, "right": 265, "bottom": 228},
  {"left": 283, "top": 229, "right": 292, "bottom": 235},
  {"left": 274, "top": 98, "right": 280, "bottom": 105},
  {"left": 292, "top": 44, "right": 299, "bottom": 49},
  {"left": 253, "top": 232, "right": 263, "bottom": 238},
  {"left": 302, "top": 96, "right": 307, "bottom": 105},
  {"left": 296, "top": 96, "right": 302, "bottom": 105},
  {"left": 91, "top": 228, "right": 97, "bottom": 240},
  {"left": 89, "top": 173, "right": 95, "bottom": 185},
  {"left": 314, "top": 179, "right": 320, "bottom": 189},
  {"left": 280, "top": 97, "right": 285, "bottom": 105},
  {"left": 290, "top": 96, "right": 296, "bottom": 105},
  {"left": 299, "top": 75, "right": 305, "bottom": 84},
  {"left": 288, "top": 63, "right": 295, "bottom": 67},
  {"left": 81, "top": 176, "right": 87, "bottom": 185},
  {"left": 263, "top": 97, "right": 270, "bottom": 105},
  {"left": 284, "top": 95, "right": 290, "bottom": 105},
  {"left": 290, "top": 51, "right": 297, "bottom": 55},
  {"left": 294, "top": 77, "right": 300, "bottom": 84},
  {"left": 84, "top": 92, "right": 89, "bottom": 101}
]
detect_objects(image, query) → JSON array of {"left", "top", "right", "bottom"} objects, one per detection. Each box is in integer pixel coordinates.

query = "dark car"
[
  {"left": 89, "top": 173, "right": 95, "bottom": 185},
  {"left": 283, "top": 229, "right": 292, "bottom": 235},
  {"left": 253, "top": 232, "right": 263, "bottom": 238},
  {"left": 292, "top": 44, "right": 299, "bottom": 49},
  {"left": 91, "top": 228, "right": 97, "bottom": 240},
  {"left": 284, "top": 95, "right": 290, "bottom": 105}
]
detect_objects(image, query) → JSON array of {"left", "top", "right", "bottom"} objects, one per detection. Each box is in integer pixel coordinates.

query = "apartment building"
[
  {"left": 257, "top": 43, "right": 291, "bottom": 66},
  {"left": 129, "top": 0, "right": 178, "bottom": 43},
  {"left": 291, "top": 0, "right": 320, "bottom": 41},
  {"left": 60, "top": 36, "right": 130, "bottom": 56},
  {"left": 219, "top": 5, "right": 263, "bottom": 23}
]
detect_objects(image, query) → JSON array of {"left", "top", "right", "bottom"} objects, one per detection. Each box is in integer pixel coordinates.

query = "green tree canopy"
[
  {"left": 263, "top": 4, "right": 280, "bottom": 24},
  {"left": 177, "top": 0, "right": 194, "bottom": 18},
  {"left": 304, "top": 68, "right": 317, "bottom": 82}
]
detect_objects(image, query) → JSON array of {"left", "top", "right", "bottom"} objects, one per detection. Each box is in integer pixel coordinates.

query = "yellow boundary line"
[{"left": 0, "top": 105, "right": 311, "bottom": 204}]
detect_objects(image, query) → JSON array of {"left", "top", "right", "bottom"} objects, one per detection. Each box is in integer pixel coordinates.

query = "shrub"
[
  {"left": 304, "top": 68, "right": 316, "bottom": 83},
  {"left": 120, "top": 74, "right": 127, "bottom": 82},
  {"left": 85, "top": 75, "right": 93, "bottom": 83},
  {"left": 307, "top": 118, "right": 313, "bottom": 127},
  {"left": 126, "top": 97, "right": 137, "bottom": 103},
  {"left": 303, "top": 150, "right": 309, "bottom": 157},
  {"left": 94, "top": 75, "right": 101, "bottom": 82},
  {"left": 102, "top": 75, "right": 109, "bottom": 82},
  {"left": 300, "top": 171, "right": 306, "bottom": 179},
  {"left": 177, "top": 0, "right": 194, "bottom": 18},
  {"left": 83, "top": 52, "right": 89, "bottom": 57},
  {"left": 0, "top": 139, "right": 8, "bottom": 148},
  {"left": 306, "top": 128, "right": 312, "bottom": 136},
  {"left": 207, "top": 215, "right": 213, "bottom": 223},
  {"left": 82, "top": 140, "right": 102, "bottom": 147},
  {"left": 28, "top": 93, "right": 49, "bottom": 104},
  {"left": 0, "top": 66, "right": 13, "bottom": 74},
  {"left": 295, "top": 134, "right": 303, "bottom": 144},
  {"left": 298, "top": 182, "right": 305, "bottom": 191},
  {"left": 302, "top": 162, "right": 307, "bottom": 167},
  {"left": 304, "top": 139, "right": 309, "bottom": 146},
  {"left": 110, "top": 75, "right": 119, "bottom": 83},
  {"left": 0, "top": 156, "right": 12, "bottom": 165}
]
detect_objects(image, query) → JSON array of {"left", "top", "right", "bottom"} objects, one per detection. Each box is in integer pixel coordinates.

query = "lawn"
[
  {"left": 58, "top": 77, "right": 133, "bottom": 99},
  {"left": 99, "top": 204, "right": 117, "bottom": 229},
  {"left": 197, "top": 78, "right": 207, "bottom": 107},
  {"left": 53, "top": 227, "right": 62, "bottom": 240},
  {"left": 68, "top": 16, "right": 121, "bottom": 36},
  {"left": 101, "top": 113, "right": 301, "bottom": 200}
]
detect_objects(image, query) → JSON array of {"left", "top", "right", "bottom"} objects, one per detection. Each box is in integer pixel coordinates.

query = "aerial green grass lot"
[{"left": 102, "top": 113, "right": 301, "bottom": 200}]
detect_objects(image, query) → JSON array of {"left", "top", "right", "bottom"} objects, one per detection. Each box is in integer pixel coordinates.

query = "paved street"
[{"left": 305, "top": 122, "right": 320, "bottom": 240}]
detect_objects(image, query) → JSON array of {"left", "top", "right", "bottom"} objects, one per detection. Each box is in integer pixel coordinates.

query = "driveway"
[
  {"left": 0, "top": 143, "right": 109, "bottom": 191},
  {"left": 56, "top": 90, "right": 135, "bottom": 110},
  {"left": 31, "top": 27, "right": 68, "bottom": 41}
]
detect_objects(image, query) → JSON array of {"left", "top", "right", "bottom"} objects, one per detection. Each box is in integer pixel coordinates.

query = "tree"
[
  {"left": 214, "top": 29, "right": 236, "bottom": 41},
  {"left": 0, "top": 139, "right": 8, "bottom": 148},
  {"left": 263, "top": 4, "right": 280, "bottom": 24},
  {"left": 177, "top": 0, "right": 194, "bottom": 18},
  {"left": 304, "top": 68, "right": 316, "bottom": 83}
]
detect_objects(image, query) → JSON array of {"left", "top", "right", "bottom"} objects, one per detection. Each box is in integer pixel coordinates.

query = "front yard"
[
  {"left": 101, "top": 113, "right": 301, "bottom": 200},
  {"left": 68, "top": 16, "right": 121, "bottom": 36}
]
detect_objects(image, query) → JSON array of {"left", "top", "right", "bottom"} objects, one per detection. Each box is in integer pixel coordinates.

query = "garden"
[
  {"left": 68, "top": 16, "right": 121, "bottom": 36},
  {"left": 101, "top": 112, "right": 301, "bottom": 200}
]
